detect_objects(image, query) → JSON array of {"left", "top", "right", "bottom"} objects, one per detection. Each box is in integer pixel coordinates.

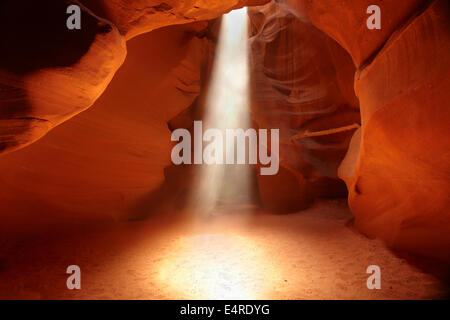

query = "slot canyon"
[{"left": 0, "top": 0, "right": 449, "bottom": 300}]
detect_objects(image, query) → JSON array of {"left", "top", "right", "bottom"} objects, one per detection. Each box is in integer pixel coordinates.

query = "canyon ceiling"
[{"left": 0, "top": 0, "right": 449, "bottom": 262}]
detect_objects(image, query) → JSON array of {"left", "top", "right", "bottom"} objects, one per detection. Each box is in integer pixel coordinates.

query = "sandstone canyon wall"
[
  {"left": 0, "top": 0, "right": 449, "bottom": 262},
  {"left": 282, "top": 0, "right": 450, "bottom": 261},
  {"left": 0, "top": 24, "right": 210, "bottom": 233},
  {"left": 248, "top": 2, "right": 360, "bottom": 212},
  {"left": 0, "top": 0, "right": 266, "bottom": 231},
  {"left": 0, "top": 0, "right": 126, "bottom": 155},
  {"left": 0, "top": 0, "right": 267, "bottom": 156}
]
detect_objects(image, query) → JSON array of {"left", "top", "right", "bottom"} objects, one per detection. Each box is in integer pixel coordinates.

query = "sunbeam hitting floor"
[
  {"left": 188, "top": 7, "right": 253, "bottom": 215},
  {"left": 0, "top": 200, "right": 447, "bottom": 300}
]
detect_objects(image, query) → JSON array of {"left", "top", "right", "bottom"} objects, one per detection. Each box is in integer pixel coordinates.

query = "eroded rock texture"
[
  {"left": 0, "top": 24, "right": 209, "bottom": 231},
  {"left": 249, "top": 2, "right": 360, "bottom": 212},
  {"left": 0, "top": 0, "right": 448, "bottom": 263},
  {"left": 79, "top": 0, "right": 270, "bottom": 39},
  {"left": 342, "top": 0, "right": 450, "bottom": 261},
  {"left": 281, "top": 0, "right": 428, "bottom": 67},
  {"left": 0, "top": 0, "right": 268, "bottom": 156},
  {"left": 0, "top": 0, "right": 126, "bottom": 155},
  {"left": 280, "top": 0, "right": 450, "bottom": 260},
  {"left": 0, "top": 0, "right": 267, "bottom": 228}
]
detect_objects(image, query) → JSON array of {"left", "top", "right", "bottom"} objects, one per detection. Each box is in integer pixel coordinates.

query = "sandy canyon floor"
[{"left": 0, "top": 199, "right": 448, "bottom": 299}]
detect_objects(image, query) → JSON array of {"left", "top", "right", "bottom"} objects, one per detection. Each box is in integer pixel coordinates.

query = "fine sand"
[{"left": 0, "top": 199, "right": 448, "bottom": 299}]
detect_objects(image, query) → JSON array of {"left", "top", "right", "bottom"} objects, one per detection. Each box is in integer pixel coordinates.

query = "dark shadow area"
[
  {"left": 0, "top": 259, "right": 7, "bottom": 274},
  {"left": 0, "top": 0, "right": 110, "bottom": 75},
  {"left": 394, "top": 250, "right": 450, "bottom": 298}
]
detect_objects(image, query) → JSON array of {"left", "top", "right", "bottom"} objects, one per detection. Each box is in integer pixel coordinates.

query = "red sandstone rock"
[
  {"left": 339, "top": 0, "right": 450, "bottom": 261},
  {"left": 79, "top": 0, "right": 270, "bottom": 39},
  {"left": 0, "top": 24, "right": 208, "bottom": 229},
  {"left": 248, "top": 2, "right": 359, "bottom": 207},
  {"left": 0, "top": 0, "right": 269, "bottom": 156},
  {"left": 0, "top": 0, "right": 448, "bottom": 264},
  {"left": 0, "top": 0, "right": 126, "bottom": 155},
  {"left": 257, "top": 165, "right": 311, "bottom": 213},
  {"left": 282, "top": 0, "right": 428, "bottom": 67}
]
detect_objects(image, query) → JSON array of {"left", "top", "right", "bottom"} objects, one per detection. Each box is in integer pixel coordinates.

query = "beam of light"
[
  {"left": 160, "top": 8, "right": 264, "bottom": 300},
  {"left": 190, "top": 7, "right": 252, "bottom": 216}
]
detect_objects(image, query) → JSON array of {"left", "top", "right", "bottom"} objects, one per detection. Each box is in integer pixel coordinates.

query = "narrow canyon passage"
[
  {"left": 0, "top": 0, "right": 449, "bottom": 302},
  {"left": 0, "top": 200, "right": 447, "bottom": 300}
]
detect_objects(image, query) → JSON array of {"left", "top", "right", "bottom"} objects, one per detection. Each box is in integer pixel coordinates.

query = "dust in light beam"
[{"left": 191, "top": 7, "right": 252, "bottom": 215}]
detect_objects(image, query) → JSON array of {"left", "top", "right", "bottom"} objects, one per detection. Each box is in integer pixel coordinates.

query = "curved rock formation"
[
  {"left": 0, "top": 0, "right": 268, "bottom": 156},
  {"left": 0, "top": 0, "right": 448, "bottom": 264},
  {"left": 280, "top": 0, "right": 428, "bottom": 67},
  {"left": 249, "top": 2, "right": 360, "bottom": 211},
  {"left": 341, "top": 0, "right": 450, "bottom": 261},
  {"left": 0, "top": 0, "right": 126, "bottom": 155},
  {"left": 0, "top": 24, "right": 209, "bottom": 230},
  {"left": 79, "top": 0, "right": 270, "bottom": 39},
  {"left": 280, "top": 0, "right": 450, "bottom": 260}
]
